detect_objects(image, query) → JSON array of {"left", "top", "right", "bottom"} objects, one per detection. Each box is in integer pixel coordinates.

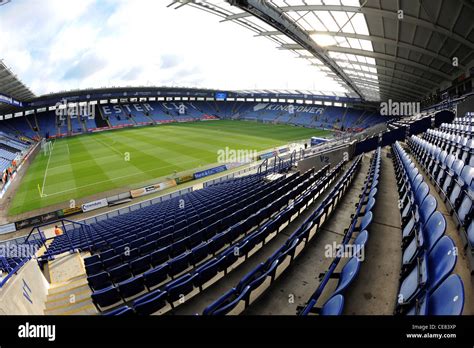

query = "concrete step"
[
  {"left": 46, "top": 286, "right": 92, "bottom": 306},
  {"left": 44, "top": 300, "right": 98, "bottom": 315},
  {"left": 47, "top": 275, "right": 89, "bottom": 296},
  {"left": 48, "top": 252, "right": 86, "bottom": 283},
  {"left": 45, "top": 274, "right": 97, "bottom": 315},
  {"left": 45, "top": 293, "right": 94, "bottom": 312}
]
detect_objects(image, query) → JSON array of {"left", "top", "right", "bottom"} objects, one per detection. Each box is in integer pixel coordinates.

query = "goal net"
[{"left": 41, "top": 139, "right": 53, "bottom": 156}]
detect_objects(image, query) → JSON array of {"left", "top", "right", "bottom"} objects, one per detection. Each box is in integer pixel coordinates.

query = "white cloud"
[{"left": 0, "top": 0, "right": 349, "bottom": 96}]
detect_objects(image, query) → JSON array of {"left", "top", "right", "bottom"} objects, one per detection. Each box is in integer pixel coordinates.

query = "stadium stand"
[
  {"left": 70, "top": 115, "right": 84, "bottom": 134},
  {"left": 36, "top": 112, "right": 58, "bottom": 138},
  {"left": 237, "top": 103, "right": 385, "bottom": 131},
  {"left": 405, "top": 117, "right": 473, "bottom": 271},
  {"left": 202, "top": 155, "right": 362, "bottom": 315},
  {"left": 0, "top": 102, "right": 387, "bottom": 140},
  {"left": 0, "top": 132, "right": 30, "bottom": 172},
  {"left": 40, "top": 161, "right": 336, "bottom": 313}
]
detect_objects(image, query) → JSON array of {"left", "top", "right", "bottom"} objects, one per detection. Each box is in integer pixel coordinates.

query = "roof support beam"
[
  {"left": 350, "top": 76, "right": 425, "bottom": 98},
  {"left": 312, "top": 57, "right": 440, "bottom": 88},
  {"left": 289, "top": 44, "right": 450, "bottom": 80},
  {"left": 225, "top": 4, "right": 474, "bottom": 50},
  {"left": 361, "top": 83, "right": 416, "bottom": 101},
  {"left": 325, "top": 46, "right": 452, "bottom": 81},
  {"left": 226, "top": 0, "right": 364, "bottom": 99},
  {"left": 1, "top": 79, "right": 25, "bottom": 91},
  {"left": 341, "top": 67, "right": 432, "bottom": 93},
  {"left": 260, "top": 30, "right": 460, "bottom": 68},
  {"left": 302, "top": 54, "right": 441, "bottom": 88}
]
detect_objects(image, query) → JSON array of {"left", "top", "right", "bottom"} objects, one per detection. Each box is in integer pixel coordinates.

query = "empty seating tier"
[
  {"left": 60, "top": 167, "right": 331, "bottom": 313},
  {"left": 202, "top": 157, "right": 361, "bottom": 315}
]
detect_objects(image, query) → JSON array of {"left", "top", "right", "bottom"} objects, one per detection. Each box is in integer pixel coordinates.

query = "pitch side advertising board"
[{"left": 130, "top": 180, "right": 177, "bottom": 198}]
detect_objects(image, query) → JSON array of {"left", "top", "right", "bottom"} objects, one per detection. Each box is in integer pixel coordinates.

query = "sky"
[{"left": 0, "top": 0, "right": 349, "bottom": 96}]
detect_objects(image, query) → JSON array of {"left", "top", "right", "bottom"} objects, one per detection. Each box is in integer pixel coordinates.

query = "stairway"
[
  {"left": 24, "top": 115, "right": 41, "bottom": 138},
  {"left": 43, "top": 252, "right": 97, "bottom": 315},
  {"left": 81, "top": 118, "right": 88, "bottom": 132}
]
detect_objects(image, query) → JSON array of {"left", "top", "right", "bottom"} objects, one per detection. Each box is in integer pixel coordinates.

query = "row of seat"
[
  {"left": 449, "top": 115, "right": 473, "bottom": 123},
  {"left": 391, "top": 142, "right": 464, "bottom": 315},
  {"left": 95, "top": 164, "right": 336, "bottom": 314},
  {"left": 440, "top": 122, "right": 473, "bottom": 133},
  {"left": 202, "top": 156, "right": 362, "bottom": 315},
  {"left": 49, "top": 175, "right": 267, "bottom": 256},
  {"left": 88, "top": 170, "right": 320, "bottom": 293},
  {"left": 407, "top": 134, "right": 474, "bottom": 271},
  {"left": 299, "top": 148, "right": 381, "bottom": 315},
  {"left": 422, "top": 130, "right": 474, "bottom": 167},
  {"left": 84, "top": 172, "right": 312, "bottom": 284}
]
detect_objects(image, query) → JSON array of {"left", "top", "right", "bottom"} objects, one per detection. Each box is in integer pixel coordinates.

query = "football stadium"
[{"left": 0, "top": 0, "right": 473, "bottom": 345}]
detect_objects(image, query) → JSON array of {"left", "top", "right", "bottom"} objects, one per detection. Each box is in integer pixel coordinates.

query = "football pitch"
[{"left": 9, "top": 120, "right": 331, "bottom": 216}]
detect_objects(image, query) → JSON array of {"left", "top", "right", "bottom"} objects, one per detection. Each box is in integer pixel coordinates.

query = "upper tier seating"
[{"left": 1, "top": 102, "right": 388, "bottom": 139}]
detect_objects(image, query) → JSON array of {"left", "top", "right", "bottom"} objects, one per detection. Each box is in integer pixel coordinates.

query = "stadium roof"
[
  {"left": 172, "top": 0, "right": 474, "bottom": 102},
  {"left": 0, "top": 60, "right": 36, "bottom": 113}
]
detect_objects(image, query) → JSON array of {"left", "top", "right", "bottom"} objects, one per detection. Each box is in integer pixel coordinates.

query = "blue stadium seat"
[
  {"left": 352, "top": 230, "right": 368, "bottom": 258},
  {"left": 133, "top": 290, "right": 168, "bottom": 315},
  {"left": 402, "top": 211, "right": 446, "bottom": 267},
  {"left": 83, "top": 254, "right": 100, "bottom": 266},
  {"left": 407, "top": 274, "right": 464, "bottom": 315},
  {"left": 91, "top": 285, "right": 122, "bottom": 309},
  {"left": 353, "top": 212, "right": 373, "bottom": 233},
  {"left": 165, "top": 273, "right": 199, "bottom": 304},
  {"left": 468, "top": 220, "right": 474, "bottom": 246},
  {"left": 448, "top": 165, "right": 473, "bottom": 210},
  {"left": 104, "top": 305, "right": 134, "bottom": 316},
  {"left": 118, "top": 275, "right": 145, "bottom": 298},
  {"left": 333, "top": 257, "right": 361, "bottom": 296},
  {"left": 102, "top": 255, "right": 122, "bottom": 269},
  {"left": 130, "top": 255, "right": 151, "bottom": 275},
  {"left": 398, "top": 236, "right": 457, "bottom": 308},
  {"left": 87, "top": 271, "right": 112, "bottom": 291},
  {"left": 321, "top": 294, "right": 345, "bottom": 315},
  {"left": 202, "top": 287, "right": 249, "bottom": 315},
  {"left": 108, "top": 263, "right": 132, "bottom": 283},
  {"left": 168, "top": 252, "right": 191, "bottom": 277},
  {"left": 85, "top": 261, "right": 103, "bottom": 276},
  {"left": 195, "top": 258, "right": 221, "bottom": 289},
  {"left": 150, "top": 246, "right": 170, "bottom": 267},
  {"left": 143, "top": 264, "right": 169, "bottom": 289}
]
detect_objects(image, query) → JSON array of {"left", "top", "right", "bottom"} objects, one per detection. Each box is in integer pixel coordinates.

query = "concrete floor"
[
  {"left": 172, "top": 159, "right": 358, "bottom": 315},
  {"left": 342, "top": 147, "right": 402, "bottom": 315}
]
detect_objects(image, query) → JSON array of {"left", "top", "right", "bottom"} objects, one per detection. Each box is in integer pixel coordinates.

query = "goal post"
[{"left": 41, "top": 139, "right": 53, "bottom": 156}]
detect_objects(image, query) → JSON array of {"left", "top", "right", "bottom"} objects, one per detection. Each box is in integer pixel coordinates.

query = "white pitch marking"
[{"left": 40, "top": 139, "right": 55, "bottom": 197}]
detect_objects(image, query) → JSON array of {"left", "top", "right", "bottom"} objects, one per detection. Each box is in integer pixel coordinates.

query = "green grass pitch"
[{"left": 9, "top": 120, "right": 331, "bottom": 216}]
